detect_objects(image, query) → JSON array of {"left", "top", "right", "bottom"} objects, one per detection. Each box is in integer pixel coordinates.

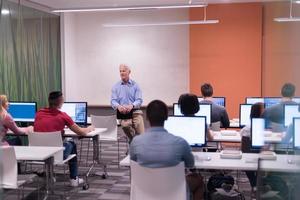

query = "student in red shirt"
[{"left": 34, "top": 91, "right": 94, "bottom": 187}]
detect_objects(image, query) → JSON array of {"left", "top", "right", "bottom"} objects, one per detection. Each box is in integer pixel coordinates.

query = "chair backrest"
[
  {"left": 91, "top": 115, "right": 117, "bottom": 141},
  {"left": 130, "top": 161, "right": 187, "bottom": 200},
  {"left": 28, "top": 131, "right": 63, "bottom": 162},
  {"left": 211, "top": 121, "right": 221, "bottom": 131},
  {"left": 0, "top": 146, "right": 18, "bottom": 189}
]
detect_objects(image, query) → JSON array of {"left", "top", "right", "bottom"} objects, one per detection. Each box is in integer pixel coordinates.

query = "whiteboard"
[{"left": 62, "top": 10, "right": 189, "bottom": 106}]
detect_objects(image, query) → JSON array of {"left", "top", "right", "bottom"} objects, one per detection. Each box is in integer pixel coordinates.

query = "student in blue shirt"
[
  {"left": 111, "top": 64, "right": 144, "bottom": 143},
  {"left": 130, "top": 99, "right": 204, "bottom": 200}
]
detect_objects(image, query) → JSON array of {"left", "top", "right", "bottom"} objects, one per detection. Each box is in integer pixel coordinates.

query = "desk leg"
[
  {"left": 43, "top": 156, "right": 54, "bottom": 200},
  {"left": 93, "top": 135, "right": 100, "bottom": 164}
]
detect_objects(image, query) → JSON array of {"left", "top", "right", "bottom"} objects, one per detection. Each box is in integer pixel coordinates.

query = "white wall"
[{"left": 62, "top": 9, "right": 189, "bottom": 106}]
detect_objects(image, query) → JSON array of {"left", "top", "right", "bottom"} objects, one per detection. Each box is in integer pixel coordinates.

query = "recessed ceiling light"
[{"left": 1, "top": 9, "right": 10, "bottom": 15}]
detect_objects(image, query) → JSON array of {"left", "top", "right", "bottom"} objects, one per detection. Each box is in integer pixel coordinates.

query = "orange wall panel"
[{"left": 189, "top": 3, "right": 263, "bottom": 118}]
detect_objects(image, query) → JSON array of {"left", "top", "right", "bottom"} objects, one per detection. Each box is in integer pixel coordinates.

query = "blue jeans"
[{"left": 63, "top": 141, "right": 78, "bottom": 179}]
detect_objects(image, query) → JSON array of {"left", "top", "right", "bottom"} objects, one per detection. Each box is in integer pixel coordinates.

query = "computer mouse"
[{"left": 287, "top": 159, "right": 294, "bottom": 164}]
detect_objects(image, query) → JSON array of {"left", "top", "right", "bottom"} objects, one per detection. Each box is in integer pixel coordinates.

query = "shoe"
[{"left": 70, "top": 177, "right": 84, "bottom": 187}]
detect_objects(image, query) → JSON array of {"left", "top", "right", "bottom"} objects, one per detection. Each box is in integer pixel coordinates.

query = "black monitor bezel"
[
  {"left": 61, "top": 101, "right": 88, "bottom": 125},
  {"left": 8, "top": 101, "right": 37, "bottom": 123},
  {"left": 165, "top": 115, "right": 207, "bottom": 147}
]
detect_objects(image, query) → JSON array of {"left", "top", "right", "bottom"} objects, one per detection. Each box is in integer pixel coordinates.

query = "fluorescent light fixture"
[
  {"left": 274, "top": 17, "right": 300, "bottom": 22},
  {"left": 103, "top": 20, "right": 219, "bottom": 27},
  {"left": 52, "top": 3, "right": 207, "bottom": 13},
  {"left": 1, "top": 9, "right": 10, "bottom": 15},
  {"left": 274, "top": 0, "right": 300, "bottom": 22}
]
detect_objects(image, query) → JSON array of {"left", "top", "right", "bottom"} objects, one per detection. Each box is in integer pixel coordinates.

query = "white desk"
[
  {"left": 64, "top": 128, "right": 107, "bottom": 164},
  {"left": 119, "top": 152, "right": 300, "bottom": 173},
  {"left": 14, "top": 146, "right": 64, "bottom": 198}
]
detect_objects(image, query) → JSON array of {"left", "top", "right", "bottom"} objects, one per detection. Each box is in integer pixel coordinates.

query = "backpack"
[
  {"left": 211, "top": 184, "right": 245, "bottom": 200},
  {"left": 207, "top": 173, "right": 235, "bottom": 192}
]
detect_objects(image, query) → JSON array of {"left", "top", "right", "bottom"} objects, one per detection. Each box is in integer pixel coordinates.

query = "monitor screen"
[
  {"left": 245, "top": 97, "right": 264, "bottom": 105},
  {"left": 7, "top": 102, "right": 37, "bottom": 122},
  {"left": 60, "top": 102, "right": 87, "bottom": 124},
  {"left": 293, "top": 118, "right": 300, "bottom": 149},
  {"left": 239, "top": 104, "right": 253, "bottom": 127},
  {"left": 251, "top": 118, "right": 266, "bottom": 148},
  {"left": 173, "top": 103, "right": 211, "bottom": 124},
  {"left": 164, "top": 116, "right": 206, "bottom": 147},
  {"left": 198, "top": 97, "right": 226, "bottom": 107},
  {"left": 292, "top": 97, "right": 300, "bottom": 104},
  {"left": 264, "top": 97, "right": 281, "bottom": 108},
  {"left": 284, "top": 104, "right": 300, "bottom": 127}
]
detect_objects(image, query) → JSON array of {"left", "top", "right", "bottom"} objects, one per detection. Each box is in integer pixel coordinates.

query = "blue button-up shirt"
[
  {"left": 111, "top": 79, "right": 143, "bottom": 110},
  {"left": 130, "top": 127, "right": 195, "bottom": 168}
]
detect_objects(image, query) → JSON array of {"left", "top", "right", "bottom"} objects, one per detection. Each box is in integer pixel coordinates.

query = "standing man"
[{"left": 111, "top": 64, "right": 144, "bottom": 143}]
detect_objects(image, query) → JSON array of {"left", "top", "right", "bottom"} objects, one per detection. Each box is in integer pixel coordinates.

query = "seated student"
[
  {"left": 199, "top": 83, "right": 230, "bottom": 128},
  {"left": 240, "top": 102, "right": 264, "bottom": 189},
  {"left": 130, "top": 99, "right": 204, "bottom": 200},
  {"left": 0, "top": 95, "right": 33, "bottom": 146},
  {"left": 178, "top": 93, "right": 213, "bottom": 141},
  {"left": 263, "top": 83, "right": 297, "bottom": 129},
  {"left": 34, "top": 91, "right": 94, "bottom": 187}
]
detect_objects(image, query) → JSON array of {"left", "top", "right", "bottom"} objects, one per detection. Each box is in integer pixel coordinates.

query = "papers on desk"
[{"left": 220, "top": 150, "right": 242, "bottom": 159}]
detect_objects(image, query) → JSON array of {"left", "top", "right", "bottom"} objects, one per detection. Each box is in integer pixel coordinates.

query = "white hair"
[{"left": 119, "top": 64, "right": 131, "bottom": 71}]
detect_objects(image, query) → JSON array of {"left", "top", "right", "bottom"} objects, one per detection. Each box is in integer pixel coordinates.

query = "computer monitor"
[
  {"left": 264, "top": 97, "right": 281, "bottom": 108},
  {"left": 293, "top": 118, "right": 300, "bottom": 149},
  {"left": 173, "top": 103, "right": 211, "bottom": 124},
  {"left": 60, "top": 102, "right": 87, "bottom": 125},
  {"left": 245, "top": 97, "right": 264, "bottom": 105},
  {"left": 251, "top": 118, "right": 266, "bottom": 149},
  {"left": 7, "top": 102, "right": 37, "bottom": 122},
  {"left": 284, "top": 104, "right": 300, "bottom": 127},
  {"left": 198, "top": 97, "right": 226, "bottom": 107},
  {"left": 164, "top": 116, "right": 206, "bottom": 147},
  {"left": 239, "top": 104, "right": 253, "bottom": 127},
  {"left": 292, "top": 97, "right": 300, "bottom": 104}
]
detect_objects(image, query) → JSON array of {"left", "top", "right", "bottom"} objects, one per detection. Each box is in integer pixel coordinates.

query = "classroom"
[{"left": 1, "top": 0, "right": 300, "bottom": 199}]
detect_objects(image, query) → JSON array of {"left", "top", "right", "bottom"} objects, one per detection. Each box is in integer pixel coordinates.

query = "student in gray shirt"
[
  {"left": 200, "top": 83, "right": 230, "bottom": 128},
  {"left": 130, "top": 99, "right": 204, "bottom": 200}
]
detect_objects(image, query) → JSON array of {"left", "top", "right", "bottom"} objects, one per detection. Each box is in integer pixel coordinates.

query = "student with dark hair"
[
  {"left": 34, "top": 91, "right": 94, "bottom": 187},
  {"left": 178, "top": 93, "right": 200, "bottom": 116},
  {"left": 200, "top": 83, "right": 230, "bottom": 128},
  {"left": 240, "top": 102, "right": 265, "bottom": 188},
  {"left": 130, "top": 100, "right": 204, "bottom": 200},
  {"left": 263, "top": 83, "right": 297, "bottom": 126}
]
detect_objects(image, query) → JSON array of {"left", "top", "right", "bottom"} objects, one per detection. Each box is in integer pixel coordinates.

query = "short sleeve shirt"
[{"left": 34, "top": 108, "right": 75, "bottom": 132}]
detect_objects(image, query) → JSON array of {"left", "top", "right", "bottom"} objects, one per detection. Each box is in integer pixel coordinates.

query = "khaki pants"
[{"left": 120, "top": 110, "right": 144, "bottom": 143}]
